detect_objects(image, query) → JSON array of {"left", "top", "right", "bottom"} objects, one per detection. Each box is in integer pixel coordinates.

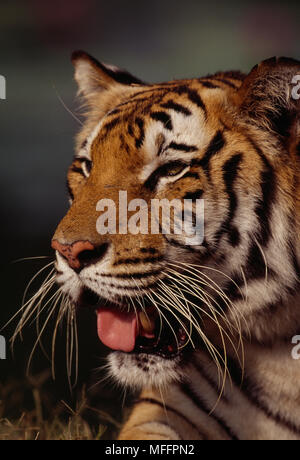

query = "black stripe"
[
  {"left": 213, "top": 77, "right": 239, "bottom": 89},
  {"left": 199, "top": 80, "right": 221, "bottom": 89},
  {"left": 160, "top": 100, "right": 192, "bottom": 116},
  {"left": 194, "top": 130, "right": 226, "bottom": 177},
  {"left": 227, "top": 227, "right": 240, "bottom": 247},
  {"left": 214, "top": 153, "right": 243, "bottom": 247},
  {"left": 222, "top": 71, "right": 245, "bottom": 81},
  {"left": 74, "top": 157, "right": 89, "bottom": 163},
  {"left": 180, "top": 383, "right": 238, "bottom": 439},
  {"left": 83, "top": 159, "right": 92, "bottom": 174},
  {"left": 117, "top": 96, "right": 154, "bottom": 111},
  {"left": 186, "top": 89, "right": 206, "bottom": 114},
  {"left": 255, "top": 170, "right": 276, "bottom": 245},
  {"left": 130, "top": 82, "right": 195, "bottom": 99},
  {"left": 127, "top": 124, "right": 134, "bottom": 137},
  {"left": 127, "top": 87, "right": 170, "bottom": 99},
  {"left": 296, "top": 142, "right": 300, "bottom": 157},
  {"left": 119, "top": 134, "right": 130, "bottom": 154},
  {"left": 244, "top": 243, "right": 274, "bottom": 281},
  {"left": 135, "top": 117, "right": 145, "bottom": 148},
  {"left": 205, "top": 71, "right": 245, "bottom": 83},
  {"left": 225, "top": 355, "right": 300, "bottom": 437},
  {"left": 236, "top": 137, "right": 277, "bottom": 282},
  {"left": 174, "top": 86, "right": 207, "bottom": 116},
  {"left": 113, "top": 256, "right": 163, "bottom": 266},
  {"left": 108, "top": 108, "right": 121, "bottom": 116},
  {"left": 246, "top": 136, "right": 277, "bottom": 246},
  {"left": 168, "top": 142, "right": 198, "bottom": 153},
  {"left": 150, "top": 111, "right": 173, "bottom": 130},
  {"left": 71, "top": 165, "right": 85, "bottom": 177},
  {"left": 134, "top": 398, "right": 203, "bottom": 438},
  {"left": 101, "top": 117, "right": 120, "bottom": 136},
  {"left": 183, "top": 189, "right": 203, "bottom": 200},
  {"left": 266, "top": 105, "right": 294, "bottom": 139},
  {"left": 140, "top": 247, "right": 159, "bottom": 255},
  {"left": 96, "top": 269, "right": 161, "bottom": 279},
  {"left": 117, "top": 84, "right": 206, "bottom": 118},
  {"left": 216, "top": 273, "right": 244, "bottom": 312}
]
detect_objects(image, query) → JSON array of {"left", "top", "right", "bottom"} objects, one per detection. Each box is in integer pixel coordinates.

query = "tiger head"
[{"left": 52, "top": 52, "right": 300, "bottom": 389}]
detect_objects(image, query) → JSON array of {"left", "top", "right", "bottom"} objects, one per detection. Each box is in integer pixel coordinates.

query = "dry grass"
[
  {"left": 0, "top": 412, "right": 101, "bottom": 441},
  {"left": 0, "top": 370, "right": 122, "bottom": 440}
]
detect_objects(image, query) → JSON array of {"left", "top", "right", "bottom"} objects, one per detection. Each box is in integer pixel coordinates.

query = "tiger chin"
[{"left": 50, "top": 51, "right": 300, "bottom": 440}]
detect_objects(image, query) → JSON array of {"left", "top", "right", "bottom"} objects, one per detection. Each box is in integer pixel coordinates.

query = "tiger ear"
[
  {"left": 71, "top": 50, "right": 144, "bottom": 99},
  {"left": 237, "top": 57, "right": 300, "bottom": 138}
]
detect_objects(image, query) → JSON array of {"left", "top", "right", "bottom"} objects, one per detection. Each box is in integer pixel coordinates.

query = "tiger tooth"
[{"left": 139, "top": 311, "right": 156, "bottom": 333}]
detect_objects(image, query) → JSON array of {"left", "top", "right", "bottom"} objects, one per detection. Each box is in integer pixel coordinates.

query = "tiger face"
[{"left": 52, "top": 52, "right": 300, "bottom": 390}]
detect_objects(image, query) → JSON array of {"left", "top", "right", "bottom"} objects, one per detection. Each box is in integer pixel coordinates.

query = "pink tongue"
[{"left": 97, "top": 308, "right": 138, "bottom": 352}]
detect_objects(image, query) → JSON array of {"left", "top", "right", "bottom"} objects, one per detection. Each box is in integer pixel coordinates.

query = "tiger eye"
[{"left": 166, "top": 164, "right": 186, "bottom": 176}]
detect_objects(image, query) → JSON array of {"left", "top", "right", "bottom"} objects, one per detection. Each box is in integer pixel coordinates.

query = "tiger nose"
[{"left": 51, "top": 240, "right": 109, "bottom": 272}]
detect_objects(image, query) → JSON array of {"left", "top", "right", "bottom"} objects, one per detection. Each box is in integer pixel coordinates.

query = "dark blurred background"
[{"left": 0, "top": 0, "right": 299, "bottom": 437}]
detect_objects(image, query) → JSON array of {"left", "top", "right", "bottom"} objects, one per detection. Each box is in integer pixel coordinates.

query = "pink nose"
[{"left": 51, "top": 240, "right": 95, "bottom": 270}]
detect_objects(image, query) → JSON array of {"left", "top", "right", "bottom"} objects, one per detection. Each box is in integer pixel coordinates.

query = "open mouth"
[{"left": 80, "top": 288, "right": 190, "bottom": 359}]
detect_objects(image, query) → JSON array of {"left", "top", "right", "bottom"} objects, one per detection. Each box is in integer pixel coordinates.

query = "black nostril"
[{"left": 77, "top": 242, "right": 110, "bottom": 269}]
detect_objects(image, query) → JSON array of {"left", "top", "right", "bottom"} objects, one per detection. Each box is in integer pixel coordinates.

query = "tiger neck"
[
  {"left": 194, "top": 301, "right": 300, "bottom": 385},
  {"left": 202, "top": 288, "right": 300, "bottom": 350}
]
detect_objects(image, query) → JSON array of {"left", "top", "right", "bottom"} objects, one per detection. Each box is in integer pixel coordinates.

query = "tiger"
[{"left": 49, "top": 51, "right": 300, "bottom": 440}]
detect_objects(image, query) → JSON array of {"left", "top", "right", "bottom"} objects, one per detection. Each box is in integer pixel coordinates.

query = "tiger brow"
[
  {"left": 167, "top": 141, "right": 198, "bottom": 153},
  {"left": 160, "top": 100, "right": 192, "bottom": 116}
]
